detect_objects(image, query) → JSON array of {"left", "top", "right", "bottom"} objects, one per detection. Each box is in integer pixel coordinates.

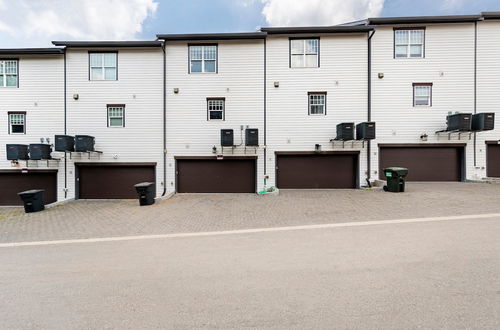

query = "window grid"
[
  {"left": 413, "top": 85, "right": 432, "bottom": 106},
  {"left": 291, "top": 39, "right": 319, "bottom": 68},
  {"left": 107, "top": 106, "right": 124, "bottom": 127},
  {"left": 308, "top": 93, "right": 326, "bottom": 115},
  {"left": 190, "top": 45, "right": 217, "bottom": 73},
  {"left": 207, "top": 99, "right": 224, "bottom": 120},
  {"left": 90, "top": 53, "right": 117, "bottom": 80},
  {"left": 395, "top": 29, "right": 424, "bottom": 58},
  {"left": 0, "top": 60, "right": 18, "bottom": 87},
  {"left": 9, "top": 113, "right": 25, "bottom": 134}
]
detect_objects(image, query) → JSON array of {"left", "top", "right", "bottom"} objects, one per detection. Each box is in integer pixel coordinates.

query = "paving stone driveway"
[{"left": 1, "top": 182, "right": 499, "bottom": 243}]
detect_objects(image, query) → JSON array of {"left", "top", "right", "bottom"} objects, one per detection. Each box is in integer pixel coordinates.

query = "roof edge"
[
  {"left": 260, "top": 25, "right": 374, "bottom": 34},
  {"left": 51, "top": 41, "right": 163, "bottom": 48},
  {"left": 368, "top": 14, "right": 482, "bottom": 25},
  {"left": 0, "top": 48, "right": 65, "bottom": 55},
  {"left": 157, "top": 32, "right": 267, "bottom": 41}
]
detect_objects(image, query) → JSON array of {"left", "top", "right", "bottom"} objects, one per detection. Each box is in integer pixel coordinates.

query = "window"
[
  {"left": 290, "top": 39, "right": 319, "bottom": 68},
  {"left": 394, "top": 29, "right": 424, "bottom": 58},
  {"left": 9, "top": 112, "right": 25, "bottom": 134},
  {"left": 308, "top": 92, "right": 326, "bottom": 115},
  {"left": 207, "top": 98, "right": 224, "bottom": 120},
  {"left": 89, "top": 53, "right": 117, "bottom": 80},
  {"left": 189, "top": 45, "right": 217, "bottom": 73},
  {"left": 413, "top": 83, "right": 432, "bottom": 106},
  {"left": 0, "top": 60, "right": 18, "bottom": 87},
  {"left": 107, "top": 105, "right": 125, "bottom": 127}
]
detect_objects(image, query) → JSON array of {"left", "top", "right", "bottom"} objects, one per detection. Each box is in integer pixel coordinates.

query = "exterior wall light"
[
  {"left": 73, "top": 94, "right": 79, "bottom": 100},
  {"left": 315, "top": 144, "right": 321, "bottom": 153},
  {"left": 378, "top": 73, "right": 384, "bottom": 79},
  {"left": 173, "top": 88, "right": 179, "bottom": 94},
  {"left": 274, "top": 81, "right": 279, "bottom": 88}
]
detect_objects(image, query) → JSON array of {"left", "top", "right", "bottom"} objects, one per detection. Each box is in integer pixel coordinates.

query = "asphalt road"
[{"left": 1, "top": 215, "right": 499, "bottom": 329}]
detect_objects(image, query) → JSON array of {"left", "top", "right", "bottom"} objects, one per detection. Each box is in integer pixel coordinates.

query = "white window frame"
[
  {"left": 9, "top": 113, "right": 25, "bottom": 134},
  {"left": 89, "top": 52, "right": 117, "bottom": 81},
  {"left": 189, "top": 45, "right": 217, "bottom": 74},
  {"left": 290, "top": 38, "right": 319, "bottom": 68},
  {"left": 394, "top": 29, "right": 425, "bottom": 58},
  {"left": 107, "top": 106, "right": 125, "bottom": 127},
  {"left": 308, "top": 92, "right": 326, "bottom": 115},
  {"left": 413, "top": 84, "right": 432, "bottom": 107},
  {"left": 0, "top": 60, "right": 18, "bottom": 87},
  {"left": 207, "top": 98, "right": 224, "bottom": 120}
]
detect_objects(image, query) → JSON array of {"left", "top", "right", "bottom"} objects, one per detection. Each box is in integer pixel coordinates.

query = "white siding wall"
[
  {"left": 0, "top": 55, "right": 65, "bottom": 202},
  {"left": 266, "top": 34, "right": 369, "bottom": 187},
  {"left": 65, "top": 48, "right": 164, "bottom": 198},
  {"left": 477, "top": 20, "right": 500, "bottom": 178},
  {"left": 371, "top": 24, "right": 476, "bottom": 179},
  {"left": 165, "top": 40, "right": 265, "bottom": 192}
]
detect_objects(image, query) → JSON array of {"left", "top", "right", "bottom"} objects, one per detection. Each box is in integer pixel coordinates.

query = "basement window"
[
  {"left": 107, "top": 105, "right": 125, "bottom": 127},
  {"left": 308, "top": 92, "right": 326, "bottom": 115},
  {"left": 207, "top": 98, "right": 224, "bottom": 120},
  {"left": 290, "top": 38, "right": 319, "bottom": 68},
  {"left": 9, "top": 112, "right": 25, "bottom": 134},
  {"left": 413, "top": 83, "right": 432, "bottom": 106},
  {"left": 0, "top": 60, "right": 18, "bottom": 87},
  {"left": 394, "top": 29, "right": 425, "bottom": 58},
  {"left": 90, "top": 52, "right": 117, "bottom": 80}
]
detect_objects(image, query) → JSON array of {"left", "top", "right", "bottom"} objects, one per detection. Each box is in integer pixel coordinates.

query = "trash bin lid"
[
  {"left": 134, "top": 182, "right": 154, "bottom": 188},
  {"left": 384, "top": 167, "right": 408, "bottom": 176},
  {"left": 18, "top": 189, "right": 44, "bottom": 195}
]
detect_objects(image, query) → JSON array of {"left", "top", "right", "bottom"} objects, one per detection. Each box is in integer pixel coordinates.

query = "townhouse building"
[{"left": 1, "top": 13, "right": 500, "bottom": 205}]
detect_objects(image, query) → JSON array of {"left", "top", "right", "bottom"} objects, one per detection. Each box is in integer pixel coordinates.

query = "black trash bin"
[
  {"left": 383, "top": 167, "right": 408, "bottom": 193},
  {"left": 134, "top": 182, "right": 155, "bottom": 206},
  {"left": 18, "top": 189, "right": 45, "bottom": 213}
]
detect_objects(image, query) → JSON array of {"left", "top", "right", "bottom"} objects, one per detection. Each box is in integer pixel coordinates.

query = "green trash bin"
[{"left": 383, "top": 167, "right": 408, "bottom": 193}]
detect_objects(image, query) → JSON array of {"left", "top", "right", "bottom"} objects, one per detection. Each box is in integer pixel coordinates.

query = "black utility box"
[
  {"left": 134, "top": 182, "right": 155, "bottom": 206},
  {"left": 356, "top": 122, "right": 376, "bottom": 140},
  {"left": 75, "top": 135, "right": 95, "bottom": 152},
  {"left": 29, "top": 144, "right": 52, "bottom": 160},
  {"left": 221, "top": 129, "right": 234, "bottom": 147},
  {"left": 6, "top": 144, "right": 29, "bottom": 160},
  {"left": 472, "top": 113, "right": 495, "bottom": 131},
  {"left": 55, "top": 135, "right": 75, "bottom": 152},
  {"left": 336, "top": 123, "right": 355, "bottom": 141},
  {"left": 18, "top": 189, "right": 45, "bottom": 213},
  {"left": 245, "top": 128, "right": 259, "bottom": 146},
  {"left": 446, "top": 113, "right": 472, "bottom": 131}
]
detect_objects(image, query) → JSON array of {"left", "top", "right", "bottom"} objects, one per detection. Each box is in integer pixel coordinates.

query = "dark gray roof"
[
  {"left": 368, "top": 15, "right": 481, "bottom": 25},
  {"left": 481, "top": 12, "right": 500, "bottom": 19},
  {"left": 52, "top": 41, "right": 162, "bottom": 48},
  {"left": 157, "top": 32, "right": 267, "bottom": 41},
  {"left": 0, "top": 48, "right": 64, "bottom": 55},
  {"left": 261, "top": 25, "right": 374, "bottom": 34}
]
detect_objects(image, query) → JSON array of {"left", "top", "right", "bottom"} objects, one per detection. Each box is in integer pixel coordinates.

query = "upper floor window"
[
  {"left": 290, "top": 39, "right": 319, "bottom": 68},
  {"left": 0, "top": 60, "right": 18, "bottom": 87},
  {"left": 207, "top": 98, "right": 224, "bottom": 120},
  {"left": 394, "top": 29, "right": 424, "bottom": 58},
  {"left": 413, "top": 83, "right": 432, "bottom": 106},
  {"left": 9, "top": 112, "right": 25, "bottom": 134},
  {"left": 190, "top": 45, "right": 217, "bottom": 73},
  {"left": 90, "top": 52, "right": 117, "bottom": 80},
  {"left": 308, "top": 92, "right": 326, "bottom": 115},
  {"left": 107, "top": 105, "right": 125, "bottom": 127}
]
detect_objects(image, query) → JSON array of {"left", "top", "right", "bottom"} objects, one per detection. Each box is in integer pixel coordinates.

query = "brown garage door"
[
  {"left": 276, "top": 153, "right": 358, "bottom": 189},
  {"left": 487, "top": 143, "right": 500, "bottom": 177},
  {"left": 77, "top": 164, "right": 155, "bottom": 199},
  {"left": 0, "top": 171, "right": 57, "bottom": 206},
  {"left": 379, "top": 146, "right": 463, "bottom": 181},
  {"left": 177, "top": 158, "right": 256, "bottom": 193}
]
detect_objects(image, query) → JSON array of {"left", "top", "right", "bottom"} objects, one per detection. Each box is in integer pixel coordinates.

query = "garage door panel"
[
  {"left": 276, "top": 154, "right": 357, "bottom": 189},
  {"left": 379, "top": 147, "right": 462, "bottom": 182},
  {"left": 487, "top": 144, "right": 500, "bottom": 178},
  {"left": 78, "top": 165, "right": 155, "bottom": 199},
  {"left": 177, "top": 159, "right": 256, "bottom": 193},
  {"left": 0, "top": 172, "right": 57, "bottom": 206}
]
